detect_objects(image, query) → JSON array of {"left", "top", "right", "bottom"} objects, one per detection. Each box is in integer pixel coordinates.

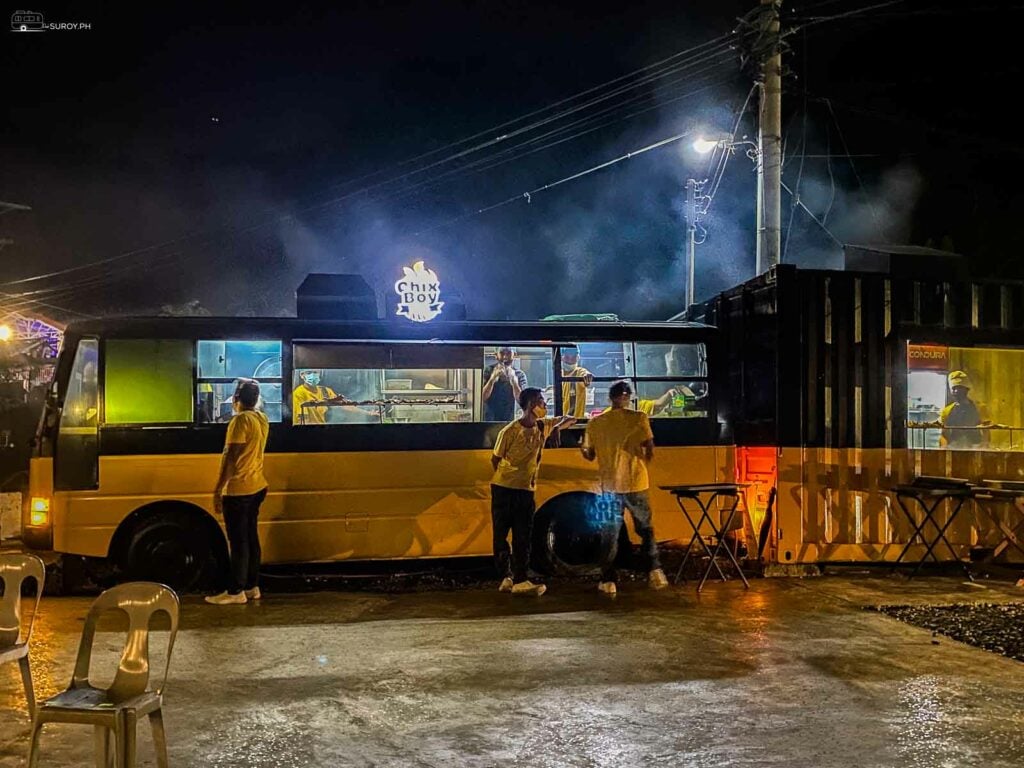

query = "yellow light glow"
[
  {"left": 0, "top": 324, "right": 11, "bottom": 342},
  {"left": 30, "top": 497, "right": 50, "bottom": 526}
]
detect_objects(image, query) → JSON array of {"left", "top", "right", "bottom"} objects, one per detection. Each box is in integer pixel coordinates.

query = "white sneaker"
[
  {"left": 597, "top": 581, "right": 617, "bottom": 596},
  {"left": 205, "top": 591, "right": 247, "bottom": 605},
  {"left": 649, "top": 569, "right": 669, "bottom": 590},
  {"left": 498, "top": 577, "right": 514, "bottom": 593},
  {"left": 244, "top": 587, "right": 262, "bottom": 600},
  {"left": 511, "top": 580, "right": 546, "bottom": 596}
]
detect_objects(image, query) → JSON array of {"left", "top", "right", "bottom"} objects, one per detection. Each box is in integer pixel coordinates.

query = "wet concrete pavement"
[{"left": 2, "top": 575, "right": 1023, "bottom": 767}]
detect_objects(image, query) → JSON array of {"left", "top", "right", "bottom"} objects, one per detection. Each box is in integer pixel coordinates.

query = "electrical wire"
[
  {"left": 412, "top": 130, "right": 699, "bottom": 238},
  {"left": 0, "top": 34, "right": 740, "bottom": 291},
  {"left": 823, "top": 97, "right": 885, "bottom": 234},
  {"left": 7, "top": 59, "right": 744, "bottom": 317},
  {"left": 781, "top": 180, "right": 843, "bottom": 245}
]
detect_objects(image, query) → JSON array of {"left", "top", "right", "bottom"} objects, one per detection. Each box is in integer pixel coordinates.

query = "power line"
[
  {"left": 5, "top": 64, "right": 744, "bottom": 314},
  {"left": 413, "top": 130, "right": 699, "bottom": 237},
  {"left": 0, "top": 34, "right": 740, "bottom": 291},
  {"left": 781, "top": 180, "right": 843, "bottom": 246}
]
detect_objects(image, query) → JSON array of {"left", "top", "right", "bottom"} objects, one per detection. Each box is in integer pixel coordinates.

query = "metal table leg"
[
  {"left": 697, "top": 497, "right": 751, "bottom": 593},
  {"left": 673, "top": 495, "right": 727, "bottom": 586}
]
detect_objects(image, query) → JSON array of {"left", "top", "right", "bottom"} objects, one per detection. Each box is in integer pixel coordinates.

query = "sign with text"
[
  {"left": 395, "top": 261, "right": 443, "bottom": 322},
  {"left": 907, "top": 344, "right": 949, "bottom": 370}
]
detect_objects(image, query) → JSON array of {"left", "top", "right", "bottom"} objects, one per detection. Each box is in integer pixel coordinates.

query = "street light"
[
  {"left": 684, "top": 133, "right": 762, "bottom": 308},
  {"left": 0, "top": 324, "right": 11, "bottom": 342},
  {"left": 692, "top": 137, "right": 721, "bottom": 155}
]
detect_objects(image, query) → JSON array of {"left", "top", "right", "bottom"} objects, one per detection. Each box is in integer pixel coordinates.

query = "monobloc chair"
[
  {"left": 27, "top": 582, "right": 180, "bottom": 768},
  {"left": 0, "top": 553, "right": 45, "bottom": 716}
]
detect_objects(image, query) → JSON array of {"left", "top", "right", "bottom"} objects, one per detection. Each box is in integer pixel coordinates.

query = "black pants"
[
  {"left": 222, "top": 488, "right": 267, "bottom": 593},
  {"left": 491, "top": 484, "right": 535, "bottom": 583}
]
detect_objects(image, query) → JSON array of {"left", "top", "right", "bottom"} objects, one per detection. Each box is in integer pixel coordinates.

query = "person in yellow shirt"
[
  {"left": 605, "top": 385, "right": 692, "bottom": 417},
  {"left": 207, "top": 379, "right": 270, "bottom": 605},
  {"left": 292, "top": 369, "right": 338, "bottom": 424},
  {"left": 491, "top": 387, "right": 576, "bottom": 596},
  {"left": 581, "top": 380, "right": 669, "bottom": 595},
  {"left": 559, "top": 346, "right": 593, "bottom": 417}
]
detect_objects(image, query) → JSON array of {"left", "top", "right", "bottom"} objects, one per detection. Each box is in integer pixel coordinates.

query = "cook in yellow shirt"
[{"left": 292, "top": 370, "right": 337, "bottom": 424}]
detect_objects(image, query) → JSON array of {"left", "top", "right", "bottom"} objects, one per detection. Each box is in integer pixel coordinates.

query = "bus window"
[
  {"left": 635, "top": 343, "right": 707, "bottom": 378},
  {"left": 292, "top": 343, "right": 480, "bottom": 425},
  {"left": 634, "top": 380, "right": 709, "bottom": 419},
  {"left": 557, "top": 342, "right": 630, "bottom": 418},
  {"left": 197, "top": 340, "right": 282, "bottom": 423},
  {"left": 55, "top": 339, "right": 99, "bottom": 490},
  {"left": 634, "top": 343, "right": 709, "bottom": 419},
  {"left": 105, "top": 340, "right": 193, "bottom": 424},
  {"left": 482, "top": 346, "right": 553, "bottom": 422}
]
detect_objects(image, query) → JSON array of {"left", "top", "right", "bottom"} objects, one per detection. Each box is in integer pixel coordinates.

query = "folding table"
[
  {"left": 890, "top": 480, "right": 974, "bottom": 579},
  {"left": 660, "top": 483, "right": 750, "bottom": 592},
  {"left": 969, "top": 481, "right": 1024, "bottom": 562}
]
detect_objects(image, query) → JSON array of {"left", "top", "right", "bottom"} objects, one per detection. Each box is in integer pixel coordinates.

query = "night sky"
[{"left": 2, "top": 1, "right": 1022, "bottom": 323}]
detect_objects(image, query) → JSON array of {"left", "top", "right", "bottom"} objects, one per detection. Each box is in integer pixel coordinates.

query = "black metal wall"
[{"left": 690, "top": 265, "right": 1024, "bottom": 450}]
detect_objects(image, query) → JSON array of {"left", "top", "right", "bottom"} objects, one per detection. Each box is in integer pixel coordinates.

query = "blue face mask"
[{"left": 304, "top": 373, "right": 320, "bottom": 387}]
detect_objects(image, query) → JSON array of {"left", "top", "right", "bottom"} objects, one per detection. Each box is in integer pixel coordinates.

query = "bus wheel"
[
  {"left": 118, "top": 507, "right": 222, "bottom": 592},
  {"left": 531, "top": 492, "right": 620, "bottom": 576}
]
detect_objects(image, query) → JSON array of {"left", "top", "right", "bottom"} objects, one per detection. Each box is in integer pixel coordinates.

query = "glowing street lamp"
[
  {"left": 0, "top": 324, "right": 11, "bottom": 342},
  {"left": 692, "top": 137, "right": 722, "bottom": 155}
]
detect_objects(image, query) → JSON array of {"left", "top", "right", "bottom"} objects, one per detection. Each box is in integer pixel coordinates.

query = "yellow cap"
[{"left": 948, "top": 370, "right": 970, "bottom": 388}]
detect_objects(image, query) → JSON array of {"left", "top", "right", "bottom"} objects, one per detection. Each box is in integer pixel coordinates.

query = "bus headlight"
[{"left": 30, "top": 497, "right": 50, "bottom": 526}]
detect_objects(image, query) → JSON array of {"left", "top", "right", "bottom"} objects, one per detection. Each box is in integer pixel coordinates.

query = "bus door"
[{"left": 54, "top": 338, "right": 99, "bottom": 490}]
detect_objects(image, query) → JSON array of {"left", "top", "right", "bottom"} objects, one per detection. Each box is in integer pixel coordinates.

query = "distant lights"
[{"left": 0, "top": 324, "right": 11, "bottom": 342}]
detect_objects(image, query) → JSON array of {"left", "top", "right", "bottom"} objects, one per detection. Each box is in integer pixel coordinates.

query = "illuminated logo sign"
[
  {"left": 907, "top": 344, "right": 949, "bottom": 371},
  {"left": 395, "top": 260, "right": 443, "bottom": 322}
]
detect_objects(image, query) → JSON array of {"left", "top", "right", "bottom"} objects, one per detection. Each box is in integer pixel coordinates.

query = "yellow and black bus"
[{"left": 25, "top": 317, "right": 730, "bottom": 589}]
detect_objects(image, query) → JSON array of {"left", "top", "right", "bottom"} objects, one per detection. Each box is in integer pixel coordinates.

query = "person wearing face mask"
[
  {"left": 483, "top": 346, "right": 528, "bottom": 421},
  {"left": 292, "top": 369, "right": 337, "bottom": 424},
  {"left": 207, "top": 379, "right": 270, "bottom": 605},
  {"left": 559, "top": 346, "right": 594, "bottom": 418},
  {"left": 939, "top": 370, "right": 989, "bottom": 448},
  {"left": 490, "top": 387, "right": 576, "bottom": 595}
]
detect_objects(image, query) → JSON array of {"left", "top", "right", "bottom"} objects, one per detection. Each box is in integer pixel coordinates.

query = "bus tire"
[
  {"left": 113, "top": 503, "right": 225, "bottom": 593},
  {"left": 530, "top": 492, "right": 621, "bottom": 576}
]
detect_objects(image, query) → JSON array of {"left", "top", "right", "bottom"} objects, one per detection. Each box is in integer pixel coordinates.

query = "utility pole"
[
  {"left": 685, "top": 178, "right": 698, "bottom": 307},
  {"left": 756, "top": 0, "right": 782, "bottom": 273}
]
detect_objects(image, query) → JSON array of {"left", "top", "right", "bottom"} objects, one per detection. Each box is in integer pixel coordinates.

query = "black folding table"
[
  {"left": 660, "top": 483, "right": 751, "bottom": 592},
  {"left": 890, "top": 480, "right": 974, "bottom": 579},
  {"left": 969, "top": 482, "right": 1024, "bottom": 562}
]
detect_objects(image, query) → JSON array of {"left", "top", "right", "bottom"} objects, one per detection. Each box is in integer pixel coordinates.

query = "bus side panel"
[
  {"left": 775, "top": 446, "right": 1024, "bottom": 564},
  {"left": 52, "top": 445, "right": 732, "bottom": 563},
  {"left": 538, "top": 445, "right": 731, "bottom": 546}
]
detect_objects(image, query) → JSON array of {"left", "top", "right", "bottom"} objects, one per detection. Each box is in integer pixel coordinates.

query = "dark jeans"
[
  {"left": 601, "top": 490, "right": 662, "bottom": 583},
  {"left": 222, "top": 487, "right": 267, "bottom": 593},
  {"left": 491, "top": 484, "right": 536, "bottom": 583}
]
